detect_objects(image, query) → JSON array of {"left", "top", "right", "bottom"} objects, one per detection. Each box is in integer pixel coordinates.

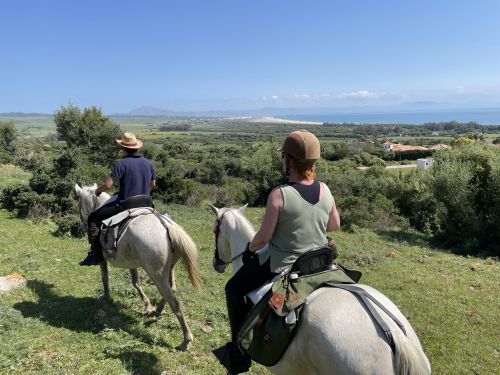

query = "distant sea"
[{"left": 282, "top": 110, "right": 500, "bottom": 125}]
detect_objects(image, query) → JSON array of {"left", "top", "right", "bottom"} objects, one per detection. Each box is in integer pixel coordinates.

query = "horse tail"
[
  {"left": 167, "top": 222, "right": 201, "bottom": 290},
  {"left": 393, "top": 330, "right": 431, "bottom": 375}
]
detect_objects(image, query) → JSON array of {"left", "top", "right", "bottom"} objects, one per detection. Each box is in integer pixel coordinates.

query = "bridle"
[{"left": 212, "top": 209, "right": 245, "bottom": 273}]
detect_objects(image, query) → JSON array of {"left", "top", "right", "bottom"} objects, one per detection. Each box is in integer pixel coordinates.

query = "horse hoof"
[
  {"left": 145, "top": 307, "right": 156, "bottom": 317},
  {"left": 175, "top": 339, "right": 192, "bottom": 352},
  {"left": 155, "top": 307, "right": 165, "bottom": 317}
]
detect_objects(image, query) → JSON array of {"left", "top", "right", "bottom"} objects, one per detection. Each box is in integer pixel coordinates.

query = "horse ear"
[
  {"left": 92, "top": 183, "right": 97, "bottom": 190},
  {"left": 74, "top": 184, "right": 82, "bottom": 195},
  {"left": 210, "top": 204, "right": 220, "bottom": 216},
  {"left": 238, "top": 203, "right": 248, "bottom": 213}
]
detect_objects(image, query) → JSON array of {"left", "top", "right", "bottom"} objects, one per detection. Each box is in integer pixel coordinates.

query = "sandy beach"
[{"left": 225, "top": 116, "right": 322, "bottom": 125}]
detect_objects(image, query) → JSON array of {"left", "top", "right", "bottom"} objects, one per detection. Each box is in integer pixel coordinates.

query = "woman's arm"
[
  {"left": 249, "top": 187, "right": 283, "bottom": 252},
  {"left": 326, "top": 197, "right": 341, "bottom": 232}
]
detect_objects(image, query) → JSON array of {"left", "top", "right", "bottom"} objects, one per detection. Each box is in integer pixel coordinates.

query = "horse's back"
[
  {"left": 111, "top": 213, "right": 170, "bottom": 270},
  {"left": 272, "top": 284, "right": 430, "bottom": 375}
]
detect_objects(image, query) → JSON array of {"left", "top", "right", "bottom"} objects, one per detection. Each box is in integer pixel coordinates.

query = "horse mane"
[{"left": 227, "top": 209, "right": 256, "bottom": 238}]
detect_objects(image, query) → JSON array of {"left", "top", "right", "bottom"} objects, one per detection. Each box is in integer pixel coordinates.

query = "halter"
[{"left": 212, "top": 209, "right": 246, "bottom": 272}]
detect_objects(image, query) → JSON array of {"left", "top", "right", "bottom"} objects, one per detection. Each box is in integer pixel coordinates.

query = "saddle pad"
[
  {"left": 246, "top": 273, "right": 283, "bottom": 305},
  {"left": 101, "top": 207, "right": 154, "bottom": 228}
]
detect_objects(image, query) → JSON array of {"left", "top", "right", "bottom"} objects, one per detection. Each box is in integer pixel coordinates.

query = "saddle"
[
  {"left": 99, "top": 196, "right": 170, "bottom": 258},
  {"left": 100, "top": 208, "right": 154, "bottom": 257}
]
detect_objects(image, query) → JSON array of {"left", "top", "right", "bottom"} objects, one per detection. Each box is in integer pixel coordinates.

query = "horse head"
[
  {"left": 74, "top": 183, "right": 109, "bottom": 228},
  {"left": 210, "top": 204, "right": 253, "bottom": 274}
]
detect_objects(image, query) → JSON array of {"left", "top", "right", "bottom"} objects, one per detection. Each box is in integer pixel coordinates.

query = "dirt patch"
[{"left": 0, "top": 273, "right": 27, "bottom": 292}]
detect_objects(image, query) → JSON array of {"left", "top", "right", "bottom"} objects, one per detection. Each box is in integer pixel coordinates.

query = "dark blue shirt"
[{"left": 111, "top": 154, "right": 156, "bottom": 201}]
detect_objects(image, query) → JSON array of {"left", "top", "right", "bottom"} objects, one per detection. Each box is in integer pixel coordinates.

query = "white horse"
[
  {"left": 211, "top": 205, "right": 431, "bottom": 375},
  {"left": 74, "top": 184, "right": 200, "bottom": 351}
]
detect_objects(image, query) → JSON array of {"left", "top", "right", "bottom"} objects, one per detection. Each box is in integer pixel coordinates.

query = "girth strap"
[{"left": 323, "top": 282, "right": 407, "bottom": 354}]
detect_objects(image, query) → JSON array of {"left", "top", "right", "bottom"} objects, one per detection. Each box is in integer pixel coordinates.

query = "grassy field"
[{"left": 0, "top": 203, "right": 498, "bottom": 375}]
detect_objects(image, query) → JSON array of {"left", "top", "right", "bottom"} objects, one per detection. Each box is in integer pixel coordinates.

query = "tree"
[
  {"left": 54, "top": 104, "right": 122, "bottom": 165},
  {"left": 0, "top": 120, "right": 18, "bottom": 152}
]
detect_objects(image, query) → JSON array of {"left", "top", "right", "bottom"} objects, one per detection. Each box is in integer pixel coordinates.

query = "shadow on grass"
[
  {"left": 106, "top": 350, "right": 164, "bottom": 375},
  {"left": 13, "top": 279, "right": 174, "bottom": 349}
]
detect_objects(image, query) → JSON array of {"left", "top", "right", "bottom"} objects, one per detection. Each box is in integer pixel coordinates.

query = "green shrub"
[
  {"left": 337, "top": 194, "right": 407, "bottom": 231},
  {"left": 54, "top": 214, "right": 83, "bottom": 237},
  {"left": 429, "top": 144, "right": 500, "bottom": 252}
]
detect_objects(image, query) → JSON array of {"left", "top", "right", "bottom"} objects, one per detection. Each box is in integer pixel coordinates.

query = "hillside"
[{"left": 0, "top": 204, "right": 498, "bottom": 374}]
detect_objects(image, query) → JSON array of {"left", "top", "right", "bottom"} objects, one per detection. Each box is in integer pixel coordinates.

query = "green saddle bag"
[
  {"left": 237, "top": 288, "right": 296, "bottom": 366},
  {"left": 237, "top": 266, "right": 358, "bottom": 366}
]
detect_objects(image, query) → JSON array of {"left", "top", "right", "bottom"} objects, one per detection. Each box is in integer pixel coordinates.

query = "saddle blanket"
[{"left": 100, "top": 208, "right": 173, "bottom": 255}]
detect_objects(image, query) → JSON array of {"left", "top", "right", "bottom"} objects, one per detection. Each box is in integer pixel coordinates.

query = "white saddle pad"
[
  {"left": 246, "top": 273, "right": 283, "bottom": 305},
  {"left": 101, "top": 207, "right": 154, "bottom": 228}
]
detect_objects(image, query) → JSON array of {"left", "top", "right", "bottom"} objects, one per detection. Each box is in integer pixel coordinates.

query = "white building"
[{"left": 417, "top": 158, "right": 433, "bottom": 169}]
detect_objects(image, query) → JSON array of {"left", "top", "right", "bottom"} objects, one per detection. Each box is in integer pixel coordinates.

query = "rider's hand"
[{"left": 242, "top": 242, "right": 254, "bottom": 264}]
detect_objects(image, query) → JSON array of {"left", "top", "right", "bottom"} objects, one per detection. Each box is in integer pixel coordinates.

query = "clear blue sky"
[{"left": 1, "top": 0, "right": 500, "bottom": 113}]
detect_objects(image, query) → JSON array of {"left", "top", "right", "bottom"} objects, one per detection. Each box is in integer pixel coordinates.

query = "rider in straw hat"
[
  {"left": 217, "top": 130, "right": 341, "bottom": 373},
  {"left": 79, "top": 132, "right": 156, "bottom": 266}
]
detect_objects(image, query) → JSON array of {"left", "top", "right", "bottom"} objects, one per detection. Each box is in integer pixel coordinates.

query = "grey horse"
[{"left": 75, "top": 184, "right": 200, "bottom": 351}]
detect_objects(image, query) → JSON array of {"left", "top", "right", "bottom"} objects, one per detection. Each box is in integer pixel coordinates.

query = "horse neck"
[
  {"left": 96, "top": 192, "right": 111, "bottom": 208},
  {"left": 227, "top": 213, "right": 255, "bottom": 274}
]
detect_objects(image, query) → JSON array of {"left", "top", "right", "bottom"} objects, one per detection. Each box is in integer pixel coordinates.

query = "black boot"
[
  {"left": 79, "top": 238, "right": 104, "bottom": 266},
  {"left": 212, "top": 288, "right": 252, "bottom": 373},
  {"left": 213, "top": 341, "right": 251, "bottom": 374}
]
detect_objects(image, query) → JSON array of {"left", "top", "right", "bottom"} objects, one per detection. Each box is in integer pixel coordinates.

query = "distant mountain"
[{"left": 127, "top": 106, "right": 179, "bottom": 116}]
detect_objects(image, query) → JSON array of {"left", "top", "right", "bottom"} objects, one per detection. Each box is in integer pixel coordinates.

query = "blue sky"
[{"left": 1, "top": 0, "right": 500, "bottom": 114}]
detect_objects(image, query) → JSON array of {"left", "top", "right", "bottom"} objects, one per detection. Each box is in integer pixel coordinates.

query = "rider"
[
  {"left": 220, "top": 130, "right": 341, "bottom": 373},
  {"left": 79, "top": 132, "right": 156, "bottom": 266}
]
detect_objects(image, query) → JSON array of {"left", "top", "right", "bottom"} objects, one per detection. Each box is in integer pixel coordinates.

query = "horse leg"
[
  {"left": 100, "top": 261, "right": 110, "bottom": 299},
  {"left": 130, "top": 269, "right": 155, "bottom": 316},
  {"left": 152, "top": 273, "right": 193, "bottom": 351},
  {"left": 157, "top": 253, "right": 180, "bottom": 314},
  {"left": 169, "top": 252, "right": 180, "bottom": 293},
  {"left": 169, "top": 267, "right": 176, "bottom": 293}
]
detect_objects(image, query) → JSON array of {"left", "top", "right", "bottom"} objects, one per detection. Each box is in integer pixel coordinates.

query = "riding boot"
[
  {"left": 79, "top": 233, "right": 104, "bottom": 266},
  {"left": 220, "top": 291, "right": 252, "bottom": 373}
]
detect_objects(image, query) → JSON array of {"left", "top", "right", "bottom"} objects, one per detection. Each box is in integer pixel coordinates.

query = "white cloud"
[{"left": 337, "top": 90, "right": 378, "bottom": 99}]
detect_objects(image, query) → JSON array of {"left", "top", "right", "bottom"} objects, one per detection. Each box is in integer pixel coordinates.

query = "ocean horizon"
[{"left": 282, "top": 110, "right": 500, "bottom": 125}]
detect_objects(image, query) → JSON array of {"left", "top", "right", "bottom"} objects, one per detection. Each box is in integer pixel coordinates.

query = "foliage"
[
  {"left": 0, "top": 120, "right": 18, "bottom": 153},
  {"left": 54, "top": 214, "right": 83, "bottom": 237},
  {"left": 54, "top": 104, "right": 122, "bottom": 165},
  {"left": 429, "top": 144, "right": 500, "bottom": 252},
  {"left": 451, "top": 135, "right": 476, "bottom": 147},
  {"left": 158, "top": 124, "right": 192, "bottom": 131},
  {"left": 337, "top": 193, "right": 407, "bottom": 231}
]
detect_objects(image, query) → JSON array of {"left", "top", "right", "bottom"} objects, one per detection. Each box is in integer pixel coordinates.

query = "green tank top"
[{"left": 267, "top": 182, "right": 334, "bottom": 273}]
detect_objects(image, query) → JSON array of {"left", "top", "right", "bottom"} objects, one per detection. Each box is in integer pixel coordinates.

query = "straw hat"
[{"left": 116, "top": 132, "right": 143, "bottom": 149}]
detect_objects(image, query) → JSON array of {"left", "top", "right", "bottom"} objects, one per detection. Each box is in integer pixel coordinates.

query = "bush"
[
  {"left": 429, "top": 144, "right": 500, "bottom": 252},
  {"left": 337, "top": 194, "right": 407, "bottom": 231},
  {"left": 54, "top": 214, "right": 83, "bottom": 237}
]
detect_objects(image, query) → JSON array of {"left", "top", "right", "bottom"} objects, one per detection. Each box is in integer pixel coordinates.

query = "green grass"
[{"left": 0, "top": 205, "right": 498, "bottom": 374}]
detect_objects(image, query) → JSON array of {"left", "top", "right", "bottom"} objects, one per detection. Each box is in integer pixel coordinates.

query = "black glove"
[{"left": 242, "top": 242, "right": 254, "bottom": 264}]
